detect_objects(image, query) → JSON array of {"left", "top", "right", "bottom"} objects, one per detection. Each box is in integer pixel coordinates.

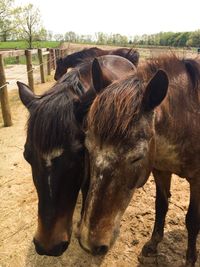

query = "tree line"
[
  {"left": 1, "top": 0, "right": 200, "bottom": 48},
  {"left": 63, "top": 30, "right": 200, "bottom": 48}
]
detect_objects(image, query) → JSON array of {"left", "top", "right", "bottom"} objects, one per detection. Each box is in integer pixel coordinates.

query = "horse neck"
[
  {"left": 154, "top": 72, "right": 194, "bottom": 132},
  {"left": 152, "top": 62, "right": 200, "bottom": 171},
  {"left": 136, "top": 57, "right": 200, "bottom": 136}
]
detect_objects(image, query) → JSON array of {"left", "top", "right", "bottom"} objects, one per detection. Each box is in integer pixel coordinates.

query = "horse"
[
  {"left": 54, "top": 46, "right": 139, "bottom": 80},
  {"left": 78, "top": 54, "right": 200, "bottom": 266},
  {"left": 17, "top": 55, "right": 137, "bottom": 257}
]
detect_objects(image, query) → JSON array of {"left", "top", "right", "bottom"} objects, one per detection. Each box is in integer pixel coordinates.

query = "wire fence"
[
  {"left": 0, "top": 47, "right": 69, "bottom": 127},
  {"left": 1, "top": 55, "right": 57, "bottom": 90}
]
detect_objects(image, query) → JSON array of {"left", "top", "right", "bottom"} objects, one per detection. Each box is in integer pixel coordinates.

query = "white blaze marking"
[
  {"left": 46, "top": 158, "right": 51, "bottom": 167},
  {"left": 43, "top": 148, "right": 64, "bottom": 167},
  {"left": 48, "top": 175, "right": 53, "bottom": 198},
  {"left": 43, "top": 148, "right": 64, "bottom": 198},
  {"left": 100, "top": 174, "right": 103, "bottom": 180}
]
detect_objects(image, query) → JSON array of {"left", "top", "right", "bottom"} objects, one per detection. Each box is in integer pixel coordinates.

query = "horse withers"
[
  {"left": 54, "top": 46, "right": 139, "bottom": 80},
  {"left": 17, "top": 55, "right": 136, "bottom": 256},
  {"left": 79, "top": 55, "right": 200, "bottom": 266}
]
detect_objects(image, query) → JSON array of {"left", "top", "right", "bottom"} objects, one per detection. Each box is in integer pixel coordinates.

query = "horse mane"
[
  {"left": 88, "top": 54, "right": 200, "bottom": 143},
  {"left": 59, "top": 47, "right": 140, "bottom": 68},
  {"left": 119, "top": 48, "right": 140, "bottom": 66},
  {"left": 139, "top": 54, "right": 200, "bottom": 91},
  {"left": 62, "top": 47, "right": 103, "bottom": 67},
  {"left": 28, "top": 70, "right": 84, "bottom": 153}
]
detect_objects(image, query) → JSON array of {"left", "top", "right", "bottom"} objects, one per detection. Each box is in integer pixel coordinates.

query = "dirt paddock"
[{"left": 0, "top": 75, "right": 200, "bottom": 266}]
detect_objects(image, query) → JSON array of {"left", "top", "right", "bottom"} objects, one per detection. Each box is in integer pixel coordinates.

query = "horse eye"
[{"left": 130, "top": 156, "right": 143, "bottom": 164}]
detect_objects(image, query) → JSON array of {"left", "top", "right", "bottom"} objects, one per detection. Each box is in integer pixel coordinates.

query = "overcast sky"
[{"left": 15, "top": 0, "right": 200, "bottom": 36}]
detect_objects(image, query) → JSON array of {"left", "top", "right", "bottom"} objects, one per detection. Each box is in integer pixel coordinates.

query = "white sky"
[{"left": 15, "top": 0, "right": 200, "bottom": 37}]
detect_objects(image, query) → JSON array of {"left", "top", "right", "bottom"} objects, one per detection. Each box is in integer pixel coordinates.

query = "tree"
[
  {"left": 54, "top": 33, "right": 64, "bottom": 42},
  {"left": 47, "top": 30, "right": 53, "bottom": 41},
  {"left": 186, "top": 30, "right": 200, "bottom": 47},
  {"left": 0, "top": 0, "right": 21, "bottom": 41},
  {"left": 35, "top": 27, "right": 48, "bottom": 41},
  {"left": 64, "top": 31, "right": 78, "bottom": 42},
  {"left": 95, "top": 32, "right": 108, "bottom": 44},
  {"left": 17, "top": 4, "right": 44, "bottom": 48},
  {"left": 111, "top": 33, "right": 128, "bottom": 45},
  {"left": 79, "top": 34, "right": 93, "bottom": 43}
]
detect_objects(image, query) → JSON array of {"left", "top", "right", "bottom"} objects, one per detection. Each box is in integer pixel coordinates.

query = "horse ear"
[
  {"left": 142, "top": 69, "right": 168, "bottom": 112},
  {"left": 92, "top": 58, "right": 112, "bottom": 93},
  {"left": 17, "top": 81, "right": 36, "bottom": 109},
  {"left": 127, "top": 50, "right": 140, "bottom": 67}
]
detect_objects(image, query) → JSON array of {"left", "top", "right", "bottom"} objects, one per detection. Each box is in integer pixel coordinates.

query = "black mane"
[
  {"left": 59, "top": 47, "right": 140, "bottom": 69},
  {"left": 62, "top": 47, "right": 103, "bottom": 68}
]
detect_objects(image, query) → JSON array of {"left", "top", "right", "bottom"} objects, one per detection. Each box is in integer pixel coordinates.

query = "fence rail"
[{"left": 0, "top": 47, "right": 69, "bottom": 127}]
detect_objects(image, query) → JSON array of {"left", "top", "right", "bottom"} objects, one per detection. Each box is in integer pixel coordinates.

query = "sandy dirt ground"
[
  {"left": 4, "top": 65, "right": 41, "bottom": 91},
  {"left": 0, "top": 49, "right": 200, "bottom": 267}
]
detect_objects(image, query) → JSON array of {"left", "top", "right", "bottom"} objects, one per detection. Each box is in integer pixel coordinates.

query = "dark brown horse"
[
  {"left": 79, "top": 55, "right": 200, "bottom": 266},
  {"left": 54, "top": 47, "right": 139, "bottom": 80},
  {"left": 17, "top": 55, "right": 136, "bottom": 256}
]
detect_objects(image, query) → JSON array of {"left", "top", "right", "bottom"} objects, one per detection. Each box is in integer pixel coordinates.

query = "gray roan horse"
[
  {"left": 79, "top": 55, "right": 200, "bottom": 266},
  {"left": 17, "top": 55, "right": 137, "bottom": 256}
]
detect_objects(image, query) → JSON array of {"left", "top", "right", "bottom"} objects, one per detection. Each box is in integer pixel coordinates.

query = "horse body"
[
  {"left": 17, "top": 55, "right": 136, "bottom": 256},
  {"left": 54, "top": 47, "right": 139, "bottom": 80},
  {"left": 144, "top": 57, "right": 200, "bottom": 266},
  {"left": 79, "top": 55, "right": 200, "bottom": 265}
]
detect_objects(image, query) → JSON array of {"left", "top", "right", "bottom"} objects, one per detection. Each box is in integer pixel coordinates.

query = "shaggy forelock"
[
  {"left": 27, "top": 71, "right": 83, "bottom": 153},
  {"left": 87, "top": 75, "right": 144, "bottom": 143}
]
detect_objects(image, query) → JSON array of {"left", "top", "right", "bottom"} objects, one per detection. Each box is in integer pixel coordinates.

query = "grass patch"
[
  {"left": 0, "top": 40, "right": 61, "bottom": 49},
  {"left": 4, "top": 54, "right": 40, "bottom": 65},
  {"left": 1, "top": 41, "right": 60, "bottom": 65}
]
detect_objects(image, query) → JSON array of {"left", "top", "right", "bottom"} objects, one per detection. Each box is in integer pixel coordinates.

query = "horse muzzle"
[{"left": 33, "top": 238, "right": 69, "bottom": 256}]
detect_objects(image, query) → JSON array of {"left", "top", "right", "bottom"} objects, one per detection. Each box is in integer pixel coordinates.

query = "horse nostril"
[
  {"left": 33, "top": 239, "right": 69, "bottom": 256},
  {"left": 60, "top": 241, "right": 69, "bottom": 252},
  {"left": 49, "top": 241, "right": 69, "bottom": 256},
  {"left": 33, "top": 238, "right": 46, "bottom": 255},
  {"left": 93, "top": 245, "right": 109, "bottom": 255}
]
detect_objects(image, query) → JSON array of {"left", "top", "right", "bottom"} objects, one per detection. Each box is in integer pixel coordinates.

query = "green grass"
[
  {"left": 0, "top": 40, "right": 61, "bottom": 65},
  {"left": 0, "top": 40, "right": 60, "bottom": 49},
  {"left": 4, "top": 54, "right": 39, "bottom": 65}
]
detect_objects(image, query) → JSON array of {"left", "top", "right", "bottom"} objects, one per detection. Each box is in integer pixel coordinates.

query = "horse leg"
[
  {"left": 185, "top": 178, "right": 200, "bottom": 267},
  {"left": 142, "top": 169, "right": 172, "bottom": 256}
]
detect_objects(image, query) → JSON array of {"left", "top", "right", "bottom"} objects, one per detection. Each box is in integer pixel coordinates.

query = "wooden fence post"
[
  {"left": 16, "top": 56, "right": 20, "bottom": 64},
  {"left": 25, "top": 49, "right": 34, "bottom": 91},
  {"left": 38, "top": 49, "right": 45, "bottom": 83},
  {"left": 0, "top": 54, "right": 12, "bottom": 127},
  {"left": 50, "top": 49, "right": 56, "bottom": 70},
  {"left": 47, "top": 49, "right": 51, "bottom": 75},
  {"left": 55, "top": 49, "right": 61, "bottom": 60}
]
